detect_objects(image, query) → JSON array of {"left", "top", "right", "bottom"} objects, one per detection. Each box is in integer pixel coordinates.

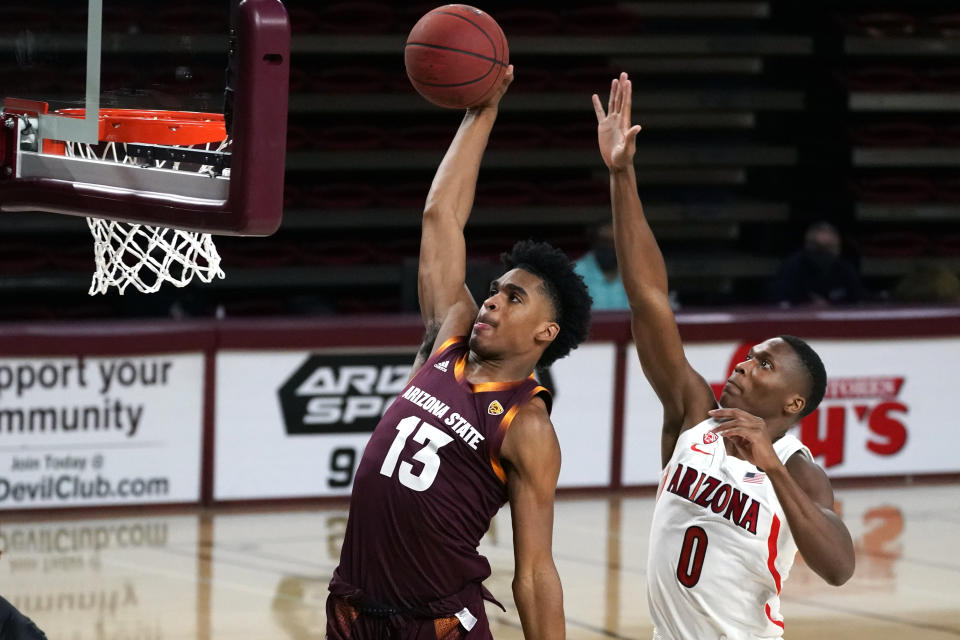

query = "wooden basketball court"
[{"left": 2, "top": 481, "right": 957, "bottom": 639}]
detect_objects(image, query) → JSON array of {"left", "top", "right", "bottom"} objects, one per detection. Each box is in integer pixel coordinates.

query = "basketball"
[{"left": 404, "top": 5, "right": 509, "bottom": 109}]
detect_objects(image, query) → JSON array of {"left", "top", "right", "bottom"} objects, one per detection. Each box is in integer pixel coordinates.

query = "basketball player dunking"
[
  {"left": 593, "top": 73, "right": 855, "bottom": 639},
  {"left": 326, "top": 66, "right": 592, "bottom": 639}
]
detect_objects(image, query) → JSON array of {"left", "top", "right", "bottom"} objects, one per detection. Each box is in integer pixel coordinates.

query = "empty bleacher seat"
[
  {"left": 317, "top": 3, "right": 395, "bottom": 34},
  {"left": 857, "top": 177, "right": 936, "bottom": 203}
]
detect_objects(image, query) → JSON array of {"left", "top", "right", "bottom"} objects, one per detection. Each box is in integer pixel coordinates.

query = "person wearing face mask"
[
  {"left": 771, "top": 221, "right": 864, "bottom": 307},
  {"left": 574, "top": 222, "right": 631, "bottom": 310}
]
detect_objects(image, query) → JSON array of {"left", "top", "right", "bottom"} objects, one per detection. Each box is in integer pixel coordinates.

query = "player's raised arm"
[
  {"left": 412, "top": 67, "right": 515, "bottom": 373},
  {"left": 500, "top": 399, "right": 565, "bottom": 640},
  {"left": 594, "top": 73, "right": 716, "bottom": 465}
]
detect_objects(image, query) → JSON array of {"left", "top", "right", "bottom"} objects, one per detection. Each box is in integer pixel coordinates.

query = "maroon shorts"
[{"left": 325, "top": 594, "right": 492, "bottom": 640}]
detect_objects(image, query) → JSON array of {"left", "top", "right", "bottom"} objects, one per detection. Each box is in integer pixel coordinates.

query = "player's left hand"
[
  {"left": 708, "top": 408, "right": 782, "bottom": 471},
  {"left": 593, "top": 71, "right": 642, "bottom": 171}
]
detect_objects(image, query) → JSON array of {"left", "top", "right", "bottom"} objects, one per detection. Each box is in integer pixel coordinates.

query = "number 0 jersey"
[
  {"left": 648, "top": 418, "right": 812, "bottom": 640},
  {"left": 333, "top": 336, "right": 550, "bottom": 609}
]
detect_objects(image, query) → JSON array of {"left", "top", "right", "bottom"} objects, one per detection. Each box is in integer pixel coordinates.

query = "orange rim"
[{"left": 50, "top": 108, "right": 226, "bottom": 147}]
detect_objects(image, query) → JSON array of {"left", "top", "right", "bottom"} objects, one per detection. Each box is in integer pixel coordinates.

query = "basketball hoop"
[{"left": 50, "top": 109, "right": 228, "bottom": 295}]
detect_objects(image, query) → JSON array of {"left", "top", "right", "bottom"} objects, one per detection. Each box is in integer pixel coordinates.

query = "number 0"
[{"left": 677, "top": 525, "right": 708, "bottom": 588}]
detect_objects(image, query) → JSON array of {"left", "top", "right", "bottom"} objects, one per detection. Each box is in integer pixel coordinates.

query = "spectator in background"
[
  {"left": 772, "top": 221, "right": 863, "bottom": 307},
  {"left": 574, "top": 222, "right": 630, "bottom": 310}
]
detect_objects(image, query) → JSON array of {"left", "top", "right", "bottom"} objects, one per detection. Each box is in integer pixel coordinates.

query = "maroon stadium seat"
[
  {"left": 933, "top": 234, "right": 960, "bottom": 256},
  {"left": 936, "top": 178, "right": 960, "bottom": 203},
  {"left": 851, "top": 12, "right": 917, "bottom": 37},
  {"left": 316, "top": 125, "right": 385, "bottom": 151},
  {"left": 562, "top": 6, "right": 640, "bottom": 35},
  {"left": 852, "top": 123, "right": 935, "bottom": 147},
  {"left": 844, "top": 67, "right": 919, "bottom": 92},
  {"left": 394, "top": 125, "right": 453, "bottom": 150},
  {"left": 221, "top": 241, "right": 298, "bottom": 267},
  {"left": 919, "top": 68, "right": 960, "bottom": 92},
  {"left": 860, "top": 232, "right": 930, "bottom": 258},
  {"left": 555, "top": 122, "right": 599, "bottom": 148},
  {"left": 928, "top": 13, "right": 960, "bottom": 38},
  {"left": 379, "top": 183, "right": 431, "bottom": 208},
  {"left": 856, "top": 177, "right": 936, "bottom": 203},
  {"left": 317, "top": 2, "right": 394, "bottom": 34},
  {"left": 0, "top": 244, "right": 50, "bottom": 273},
  {"left": 155, "top": 4, "right": 226, "bottom": 34},
  {"left": 307, "top": 183, "right": 379, "bottom": 209},
  {"left": 314, "top": 66, "right": 391, "bottom": 93},
  {"left": 285, "top": 125, "right": 318, "bottom": 152},
  {"left": 297, "top": 241, "right": 374, "bottom": 266},
  {"left": 488, "top": 124, "right": 550, "bottom": 150},
  {"left": 541, "top": 179, "right": 609, "bottom": 206},
  {"left": 496, "top": 9, "right": 563, "bottom": 35},
  {"left": 475, "top": 181, "right": 543, "bottom": 207},
  {"left": 555, "top": 66, "right": 621, "bottom": 91}
]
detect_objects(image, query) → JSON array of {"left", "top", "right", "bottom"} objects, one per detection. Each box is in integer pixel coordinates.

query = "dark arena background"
[{"left": 0, "top": 1, "right": 958, "bottom": 638}]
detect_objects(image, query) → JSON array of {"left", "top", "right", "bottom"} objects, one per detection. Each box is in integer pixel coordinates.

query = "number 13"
[{"left": 379, "top": 416, "right": 454, "bottom": 492}]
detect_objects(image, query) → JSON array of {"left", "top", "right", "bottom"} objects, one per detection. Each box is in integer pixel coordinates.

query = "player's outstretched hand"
[
  {"left": 593, "top": 72, "right": 642, "bottom": 171},
  {"left": 470, "top": 64, "right": 514, "bottom": 112},
  {"left": 708, "top": 408, "right": 781, "bottom": 471}
]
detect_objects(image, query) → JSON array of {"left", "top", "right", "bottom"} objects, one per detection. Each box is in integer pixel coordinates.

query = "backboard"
[{"left": 0, "top": 0, "right": 290, "bottom": 236}]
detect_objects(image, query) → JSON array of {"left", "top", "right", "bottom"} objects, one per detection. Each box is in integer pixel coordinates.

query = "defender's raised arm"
[{"left": 594, "top": 73, "right": 716, "bottom": 465}]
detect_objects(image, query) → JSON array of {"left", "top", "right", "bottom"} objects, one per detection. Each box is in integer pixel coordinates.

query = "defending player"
[
  {"left": 326, "top": 66, "right": 592, "bottom": 639},
  {"left": 593, "top": 73, "right": 855, "bottom": 638},
  {"left": 0, "top": 595, "right": 48, "bottom": 639}
]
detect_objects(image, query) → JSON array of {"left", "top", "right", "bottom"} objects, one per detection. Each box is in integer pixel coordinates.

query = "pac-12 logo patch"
[
  {"left": 703, "top": 432, "right": 718, "bottom": 444},
  {"left": 487, "top": 400, "right": 504, "bottom": 416}
]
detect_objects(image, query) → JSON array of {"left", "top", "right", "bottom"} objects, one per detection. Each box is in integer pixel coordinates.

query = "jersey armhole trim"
[
  {"left": 433, "top": 335, "right": 466, "bottom": 358},
  {"left": 489, "top": 385, "right": 552, "bottom": 484}
]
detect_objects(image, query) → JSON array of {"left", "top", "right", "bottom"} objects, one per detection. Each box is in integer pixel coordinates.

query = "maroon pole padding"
[{"left": 0, "top": 0, "right": 290, "bottom": 237}]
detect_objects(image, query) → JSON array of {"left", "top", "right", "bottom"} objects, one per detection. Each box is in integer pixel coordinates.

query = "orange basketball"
[{"left": 404, "top": 5, "right": 509, "bottom": 109}]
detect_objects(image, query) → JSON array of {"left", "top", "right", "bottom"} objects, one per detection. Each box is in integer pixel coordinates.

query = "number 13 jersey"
[
  {"left": 648, "top": 418, "right": 812, "bottom": 640},
  {"left": 335, "top": 336, "right": 550, "bottom": 609}
]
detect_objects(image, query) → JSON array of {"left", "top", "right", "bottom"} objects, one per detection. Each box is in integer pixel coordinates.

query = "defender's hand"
[
  {"left": 708, "top": 408, "right": 782, "bottom": 471},
  {"left": 469, "top": 64, "right": 515, "bottom": 113},
  {"left": 593, "top": 72, "right": 642, "bottom": 171}
]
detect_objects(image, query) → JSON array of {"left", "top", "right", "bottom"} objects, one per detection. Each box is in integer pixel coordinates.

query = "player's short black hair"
[
  {"left": 778, "top": 334, "right": 827, "bottom": 420},
  {"left": 501, "top": 240, "right": 593, "bottom": 369}
]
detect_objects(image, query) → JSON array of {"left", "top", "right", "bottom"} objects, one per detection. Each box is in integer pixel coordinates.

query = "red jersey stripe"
[
  {"left": 767, "top": 513, "right": 782, "bottom": 594},
  {"left": 765, "top": 603, "right": 785, "bottom": 629}
]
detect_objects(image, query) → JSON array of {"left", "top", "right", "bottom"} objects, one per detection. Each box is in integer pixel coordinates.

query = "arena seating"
[{"left": 1, "top": 0, "right": 959, "bottom": 318}]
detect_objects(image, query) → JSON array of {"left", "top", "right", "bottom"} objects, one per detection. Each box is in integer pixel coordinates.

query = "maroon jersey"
[{"left": 334, "top": 336, "right": 551, "bottom": 609}]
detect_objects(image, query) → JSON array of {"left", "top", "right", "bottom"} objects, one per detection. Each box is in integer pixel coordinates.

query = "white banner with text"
[
  {"left": 214, "top": 344, "right": 615, "bottom": 500},
  {"left": 0, "top": 354, "right": 204, "bottom": 509},
  {"left": 622, "top": 338, "right": 960, "bottom": 485}
]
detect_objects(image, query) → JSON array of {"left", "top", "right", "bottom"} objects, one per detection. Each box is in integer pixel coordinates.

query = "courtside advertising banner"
[
  {"left": 214, "top": 344, "right": 615, "bottom": 500},
  {"left": 622, "top": 337, "right": 960, "bottom": 486},
  {"left": 216, "top": 349, "right": 417, "bottom": 499},
  {"left": 0, "top": 354, "right": 204, "bottom": 509},
  {"left": 546, "top": 342, "right": 615, "bottom": 488}
]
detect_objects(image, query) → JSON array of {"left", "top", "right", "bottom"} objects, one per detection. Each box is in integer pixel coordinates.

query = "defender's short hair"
[
  {"left": 501, "top": 240, "right": 593, "bottom": 369},
  {"left": 778, "top": 334, "right": 827, "bottom": 419}
]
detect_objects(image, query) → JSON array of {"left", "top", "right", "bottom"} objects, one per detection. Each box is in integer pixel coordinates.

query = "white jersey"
[{"left": 647, "top": 418, "right": 811, "bottom": 640}]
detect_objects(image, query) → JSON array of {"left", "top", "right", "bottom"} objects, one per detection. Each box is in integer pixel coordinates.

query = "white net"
[{"left": 64, "top": 140, "right": 226, "bottom": 295}]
